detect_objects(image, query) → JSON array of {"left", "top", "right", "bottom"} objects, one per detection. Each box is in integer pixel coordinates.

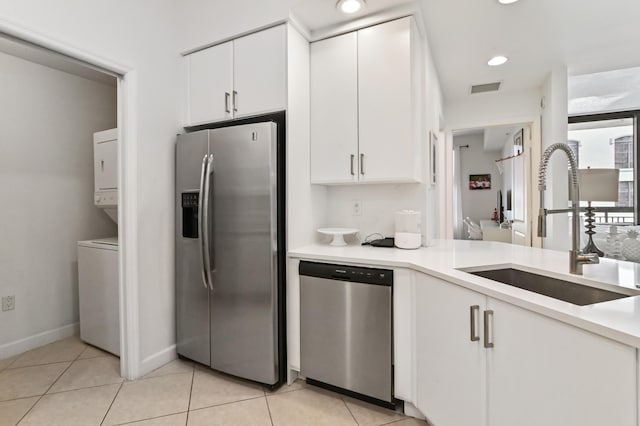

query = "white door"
[
  {"left": 233, "top": 25, "right": 286, "bottom": 118},
  {"left": 310, "top": 32, "right": 359, "bottom": 184},
  {"left": 187, "top": 42, "right": 233, "bottom": 125},
  {"left": 358, "top": 17, "right": 414, "bottom": 183},
  {"left": 486, "top": 298, "right": 636, "bottom": 426},
  {"left": 415, "top": 274, "right": 487, "bottom": 426}
]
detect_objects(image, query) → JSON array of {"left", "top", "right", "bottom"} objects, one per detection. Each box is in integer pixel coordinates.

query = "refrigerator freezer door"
[
  {"left": 176, "top": 130, "right": 211, "bottom": 366},
  {"left": 209, "top": 122, "right": 279, "bottom": 385}
]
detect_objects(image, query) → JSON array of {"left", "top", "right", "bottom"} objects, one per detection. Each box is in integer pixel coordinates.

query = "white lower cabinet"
[
  {"left": 415, "top": 273, "right": 486, "bottom": 426},
  {"left": 415, "top": 273, "right": 637, "bottom": 426}
]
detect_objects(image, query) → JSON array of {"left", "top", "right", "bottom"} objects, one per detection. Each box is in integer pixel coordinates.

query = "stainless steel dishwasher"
[{"left": 299, "top": 261, "right": 394, "bottom": 408}]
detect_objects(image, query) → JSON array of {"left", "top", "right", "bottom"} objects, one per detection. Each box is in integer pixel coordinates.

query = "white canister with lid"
[{"left": 394, "top": 210, "right": 422, "bottom": 249}]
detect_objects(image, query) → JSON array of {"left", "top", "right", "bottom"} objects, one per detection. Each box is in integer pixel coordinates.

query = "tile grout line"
[
  {"left": 45, "top": 380, "right": 125, "bottom": 397},
  {"left": 189, "top": 394, "right": 267, "bottom": 413},
  {"left": 185, "top": 366, "right": 195, "bottom": 426},
  {"left": 341, "top": 396, "right": 361, "bottom": 426},
  {"left": 111, "top": 411, "right": 189, "bottom": 426},
  {"left": 264, "top": 389, "right": 275, "bottom": 426},
  {"left": 100, "top": 380, "right": 124, "bottom": 426},
  {"left": 15, "top": 345, "right": 85, "bottom": 425}
]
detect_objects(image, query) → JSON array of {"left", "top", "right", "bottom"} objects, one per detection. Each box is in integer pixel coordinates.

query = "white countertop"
[{"left": 289, "top": 240, "right": 640, "bottom": 348}]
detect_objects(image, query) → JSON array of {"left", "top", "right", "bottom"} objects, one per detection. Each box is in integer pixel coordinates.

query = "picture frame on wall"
[
  {"left": 430, "top": 131, "right": 437, "bottom": 186},
  {"left": 514, "top": 128, "right": 524, "bottom": 155},
  {"left": 469, "top": 174, "right": 491, "bottom": 190}
]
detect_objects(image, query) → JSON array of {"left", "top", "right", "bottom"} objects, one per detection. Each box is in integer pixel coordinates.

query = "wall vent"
[{"left": 470, "top": 82, "right": 501, "bottom": 94}]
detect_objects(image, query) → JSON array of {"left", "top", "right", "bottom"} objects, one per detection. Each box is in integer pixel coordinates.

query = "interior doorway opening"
[
  {"left": 451, "top": 120, "right": 536, "bottom": 246},
  {"left": 0, "top": 32, "right": 128, "bottom": 375}
]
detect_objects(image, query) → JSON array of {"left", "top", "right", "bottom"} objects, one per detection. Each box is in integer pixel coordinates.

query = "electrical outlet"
[
  {"left": 2, "top": 295, "right": 15, "bottom": 311},
  {"left": 352, "top": 200, "right": 362, "bottom": 216}
]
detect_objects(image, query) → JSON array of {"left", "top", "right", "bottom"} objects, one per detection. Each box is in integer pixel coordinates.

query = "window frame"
[{"left": 568, "top": 110, "right": 640, "bottom": 225}]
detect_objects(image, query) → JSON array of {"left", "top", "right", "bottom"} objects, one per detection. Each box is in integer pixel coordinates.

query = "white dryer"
[{"left": 78, "top": 237, "right": 120, "bottom": 356}]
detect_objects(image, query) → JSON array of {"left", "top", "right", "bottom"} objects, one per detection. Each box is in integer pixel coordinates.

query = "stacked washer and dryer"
[{"left": 77, "top": 128, "right": 120, "bottom": 356}]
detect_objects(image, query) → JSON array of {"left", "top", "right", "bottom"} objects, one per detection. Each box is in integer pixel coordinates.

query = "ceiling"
[
  {"left": 292, "top": 0, "right": 640, "bottom": 104},
  {"left": 420, "top": 0, "right": 640, "bottom": 102}
]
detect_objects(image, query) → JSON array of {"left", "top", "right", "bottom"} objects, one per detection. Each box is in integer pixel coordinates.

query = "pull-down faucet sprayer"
[{"left": 538, "top": 143, "right": 599, "bottom": 275}]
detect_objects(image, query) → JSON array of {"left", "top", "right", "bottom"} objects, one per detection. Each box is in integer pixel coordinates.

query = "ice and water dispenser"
[{"left": 181, "top": 192, "right": 199, "bottom": 238}]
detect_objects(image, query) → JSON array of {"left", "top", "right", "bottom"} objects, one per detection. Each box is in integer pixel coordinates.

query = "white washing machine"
[{"left": 78, "top": 237, "right": 120, "bottom": 356}]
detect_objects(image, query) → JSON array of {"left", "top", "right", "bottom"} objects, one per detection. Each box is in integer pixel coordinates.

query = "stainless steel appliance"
[
  {"left": 299, "top": 261, "right": 394, "bottom": 407},
  {"left": 176, "top": 119, "right": 285, "bottom": 386}
]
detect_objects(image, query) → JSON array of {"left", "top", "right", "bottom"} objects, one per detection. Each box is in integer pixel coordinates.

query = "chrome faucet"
[{"left": 538, "top": 143, "right": 599, "bottom": 274}]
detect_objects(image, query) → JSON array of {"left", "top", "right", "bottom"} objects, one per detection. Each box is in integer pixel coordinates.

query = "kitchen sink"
[{"left": 465, "top": 267, "right": 631, "bottom": 306}]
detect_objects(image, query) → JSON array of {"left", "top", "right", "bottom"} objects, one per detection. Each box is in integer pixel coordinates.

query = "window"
[
  {"left": 568, "top": 110, "right": 639, "bottom": 224},
  {"left": 567, "top": 139, "right": 580, "bottom": 165}
]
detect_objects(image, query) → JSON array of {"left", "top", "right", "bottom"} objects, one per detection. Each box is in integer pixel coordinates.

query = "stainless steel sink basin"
[{"left": 466, "top": 268, "right": 630, "bottom": 306}]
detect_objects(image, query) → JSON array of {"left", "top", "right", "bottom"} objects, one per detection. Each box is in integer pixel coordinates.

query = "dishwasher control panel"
[{"left": 299, "top": 261, "right": 392, "bottom": 285}]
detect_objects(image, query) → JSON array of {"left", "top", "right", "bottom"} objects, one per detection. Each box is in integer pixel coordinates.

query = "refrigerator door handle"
[
  {"left": 198, "top": 154, "right": 209, "bottom": 290},
  {"left": 202, "top": 154, "right": 215, "bottom": 291}
]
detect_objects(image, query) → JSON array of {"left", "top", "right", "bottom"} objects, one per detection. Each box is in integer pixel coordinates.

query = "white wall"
[
  {"left": 179, "top": 0, "right": 298, "bottom": 52},
  {"left": 0, "top": 0, "right": 182, "bottom": 376},
  {"left": 286, "top": 24, "right": 327, "bottom": 249},
  {"left": 325, "top": 184, "right": 425, "bottom": 241},
  {"left": 541, "top": 67, "right": 570, "bottom": 251},
  {"left": 424, "top": 25, "right": 445, "bottom": 243},
  {"left": 445, "top": 88, "right": 541, "bottom": 131},
  {"left": 453, "top": 134, "right": 502, "bottom": 227},
  {"left": 0, "top": 52, "right": 117, "bottom": 356}
]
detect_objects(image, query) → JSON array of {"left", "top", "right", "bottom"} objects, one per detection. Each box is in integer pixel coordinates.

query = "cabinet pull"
[
  {"left": 350, "top": 154, "right": 355, "bottom": 176},
  {"left": 484, "top": 310, "right": 494, "bottom": 348},
  {"left": 224, "top": 92, "right": 231, "bottom": 113},
  {"left": 470, "top": 305, "right": 480, "bottom": 342},
  {"left": 232, "top": 90, "right": 238, "bottom": 113},
  {"left": 360, "top": 153, "right": 365, "bottom": 175}
]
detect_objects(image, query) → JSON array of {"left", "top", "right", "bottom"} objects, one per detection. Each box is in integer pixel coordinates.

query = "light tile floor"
[{"left": 0, "top": 337, "right": 428, "bottom": 426}]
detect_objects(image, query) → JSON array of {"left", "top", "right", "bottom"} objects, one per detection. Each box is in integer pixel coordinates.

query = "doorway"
[
  {"left": 0, "top": 33, "right": 130, "bottom": 377},
  {"left": 448, "top": 119, "right": 540, "bottom": 246}
]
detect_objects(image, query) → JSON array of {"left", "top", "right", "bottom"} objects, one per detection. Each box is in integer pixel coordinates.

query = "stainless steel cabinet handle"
[
  {"left": 470, "top": 305, "right": 480, "bottom": 342},
  {"left": 198, "top": 155, "right": 209, "bottom": 290},
  {"left": 202, "top": 154, "right": 215, "bottom": 291},
  {"left": 360, "top": 153, "right": 365, "bottom": 175},
  {"left": 232, "top": 90, "right": 238, "bottom": 113},
  {"left": 484, "top": 310, "right": 494, "bottom": 348},
  {"left": 224, "top": 92, "right": 231, "bottom": 113},
  {"left": 350, "top": 154, "right": 355, "bottom": 176}
]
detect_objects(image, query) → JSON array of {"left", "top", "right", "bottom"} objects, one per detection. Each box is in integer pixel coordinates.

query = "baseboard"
[
  {"left": 403, "top": 402, "right": 427, "bottom": 420},
  {"left": 139, "top": 344, "right": 177, "bottom": 378},
  {"left": 0, "top": 322, "right": 79, "bottom": 359}
]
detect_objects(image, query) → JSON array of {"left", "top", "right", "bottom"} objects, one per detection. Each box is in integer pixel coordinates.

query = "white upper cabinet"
[
  {"left": 187, "top": 42, "right": 233, "bottom": 125},
  {"left": 358, "top": 18, "right": 416, "bottom": 183},
  {"left": 310, "top": 17, "right": 422, "bottom": 185},
  {"left": 310, "top": 32, "right": 358, "bottom": 184},
  {"left": 185, "top": 25, "right": 286, "bottom": 126},
  {"left": 233, "top": 25, "right": 286, "bottom": 119}
]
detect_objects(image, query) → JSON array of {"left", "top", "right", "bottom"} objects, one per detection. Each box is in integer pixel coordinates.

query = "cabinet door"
[
  {"left": 487, "top": 298, "right": 636, "bottom": 426},
  {"left": 233, "top": 25, "right": 286, "bottom": 118},
  {"left": 187, "top": 42, "right": 233, "bottom": 125},
  {"left": 94, "top": 138, "right": 117, "bottom": 191},
  {"left": 415, "top": 274, "right": 487, "bottom": 426},
  {"left": 358, "top": 17, "right": 415, "bottom": 183},
  {"left": 310, "top": 32, "right": 359, "bottom": 184}
]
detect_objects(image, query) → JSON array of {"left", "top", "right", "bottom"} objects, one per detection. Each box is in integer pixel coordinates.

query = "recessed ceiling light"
[
  {"left": 488, "top": 56, "right": 508, "bottom": 66},
  {"left": 498, "top": 0, "right": 519, "bottom": 4},
  {"left": 336, "top": 0, "right": 366, "bottom": 14}
]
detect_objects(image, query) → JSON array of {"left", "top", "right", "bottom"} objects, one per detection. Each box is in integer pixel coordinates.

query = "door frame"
[
  {"left": 443, "top": 115, "right": 542, "bottom": 247},
  {"left": 0, "top": 19, "right": 139, "bottom": 378}
]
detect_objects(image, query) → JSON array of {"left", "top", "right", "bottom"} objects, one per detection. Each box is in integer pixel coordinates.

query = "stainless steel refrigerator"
[{"left": 175, "top": 119, "right": 285, "bottom": 386}]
